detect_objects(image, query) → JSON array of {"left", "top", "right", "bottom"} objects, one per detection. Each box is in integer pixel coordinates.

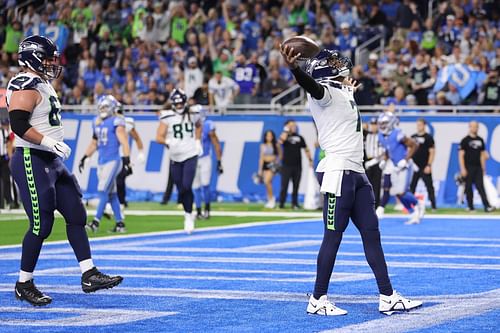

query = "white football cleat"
[
  {"left": 375, "top": 206, "right": 385, "bottom": 219},
  {"left": 379, "top": 290, "right": 422, "bottom": 315},
  {"left": 307, "top": 295, "right": 347, "bottom": 316},
  {"left": 405, "top": 206, "right": 421, "bottom": 225},
  {"left": 184, "top": 212, "right": 194, "bottom": 234}
]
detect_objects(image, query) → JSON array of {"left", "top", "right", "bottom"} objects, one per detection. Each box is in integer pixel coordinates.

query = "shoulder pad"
[
  {"left": 113, "top": 116, "right": 126, "bottom": 127},
  {"left": 125, "top": 116, "right": 135, "bottom": 125},
  {"left": 159, "top": 110, "right": 176, "bottom": 119},
  {"left": 189, "top": 104, "right": 202, "bottom": 114},
  {"left": 8, "top": 74, "right": 43, "bottom": 91}
]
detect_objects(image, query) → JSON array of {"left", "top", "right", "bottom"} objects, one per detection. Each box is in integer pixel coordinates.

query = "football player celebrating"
[
  {"left": 156, "top": 89, "right": 202, "bottom": 233},
  {"left": 7, "top": 35, "right": 122, "bottom": 306},
  {"left": 193, "top": 114, "right": 223, "bottom": 220},
  {"left": 280, "top": 44, "right": 422, "bottom": 315},
  {"left": 377, "top": 112, "right": 424, "bottom": 224},
  {"left": 80, "top": 95, "right": 131, "bottom": 233}
]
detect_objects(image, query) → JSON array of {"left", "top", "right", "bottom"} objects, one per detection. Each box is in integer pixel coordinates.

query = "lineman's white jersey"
[
  {"left": 159, "top": 106, "right": 202, "bottom": 162},
  {"left": 6, "top": 72, "right": 64, "bottom": 151},
  {"left": 308, "top": 82, "right": 364, "bottom": 173}
]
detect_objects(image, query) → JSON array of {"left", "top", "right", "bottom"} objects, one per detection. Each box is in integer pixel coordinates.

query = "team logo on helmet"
[
  {"left": 18, "top": 35, "right": 62, "bottom": 80},
  {"left": 305, "top": 49, "right": 353, "bottom": 85},
  {"left": 170, "top": 88, "right": 187, "bottom": 113}
]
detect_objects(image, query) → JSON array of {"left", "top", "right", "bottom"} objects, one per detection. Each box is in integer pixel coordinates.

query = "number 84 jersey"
[
  {"left": 159, "top": 106, "right": 202, "bottom": 162},
  {"left": 6, "top": 72, "right": 64, "bottom": 151}
]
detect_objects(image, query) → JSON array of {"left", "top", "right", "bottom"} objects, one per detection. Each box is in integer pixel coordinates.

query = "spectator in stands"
[
  {"left": 98, "top": 59, "right": 121, "bottom": 91},
  {"left": 2, "top": 20, "right": 23, "bottom": 65},
  {"left": 208, "top": 71, "right": 239, "bottom": 112},
  {"left": 480, "top": 69, "right": 500, "bottom": 107},
  {"left": 459, "top": 121, "right": 494, "bottom": 212},
  {"left": 421, "top": 18, "right": 437, "bottom": 54},
  {"left": 184, "top": 57, "right": 203, "bottom": 98},
  {"left": 367, "top": 3, "right": 388, "bottom": 27},
  {"left": 392, "top": 62, "right": 411, "bottom": 94},
  {"left": 436, "top": 91, "right": 452, "bottom": 110},
  {"left": 335, "top": 22, "right": 358, "bottom": 59},
  {"left": 333, "top": 2, "right": 359, "bottom": 28},
  {"left": 233, "top": 54, "right": 260, "bottom": 104},
  {"left": 352, "top": 65, "right": 376, "bottom": 106},
  {"left": 193, "top": 79, "right": 209, "bottom": 106},
  {"left": 439, "top": 14, "right": 460, "bottom": 54},
  {"left": 385, "top": 86, "right": 407, "bottom": 107},
  {"left": 82, "top": 59, "right": 100, "bottom": 93},
  {"left": 395, "top": 0, "right": 422, "bottom": 32},
  {"left": 123, "top": 80, "right": 138, "bottom": 105},
  {"left": 410, "top": 53, "right": 434, "bottom": 105},
  {"left": 380, "top": 50, "right": 399, "bottom": 78},
  {"left": 445, "top": 83, "right": 462, "bottom": 105},
  {"left": 21, "top": 5, "right": 40, "bottom": 30},
  {"left": 263, "top": 69, "right": 288, "bottom": 100},
  {"left": 64, "top": 86, "right": 85, "bottom": 106},
  {"left": 377, "top": 77, "right": 394, "bottom": 105}
]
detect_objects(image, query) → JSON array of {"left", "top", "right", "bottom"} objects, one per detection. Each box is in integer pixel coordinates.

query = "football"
[{"left": 282, "top": 35, "right": 321, "bottom": 60}]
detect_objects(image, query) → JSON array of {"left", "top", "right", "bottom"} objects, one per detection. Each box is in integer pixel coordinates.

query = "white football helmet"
[
  {"left": 97, "top": 95, "right": 119, "bottom": 119},
  {"left": 377, "top": 112, "right": 398, "bottom": 135}
]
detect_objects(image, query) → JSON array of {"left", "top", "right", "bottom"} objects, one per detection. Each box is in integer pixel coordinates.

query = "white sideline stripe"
[
  {"left": 6, "top": 254, "right": 499, "bottom": 270},
  {"left": 0, "top": 283, "right": 497, "bottom": 304},
  {"left": 321, "top": 288, "right": 500, "bottom": 333},
  {"left": 0, "top": 218, "right": 317, "bottom": 250},
  {"left": 26, "top": 272, "right": 373, "bottom": 283},
  {"left": 0, "top": 306, "right": 176, "bottom": 327}
]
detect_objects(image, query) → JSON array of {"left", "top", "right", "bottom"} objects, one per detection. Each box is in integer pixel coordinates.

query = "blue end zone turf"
[{"left": 0, "top": 216, "right": 499, "bottom": 332}]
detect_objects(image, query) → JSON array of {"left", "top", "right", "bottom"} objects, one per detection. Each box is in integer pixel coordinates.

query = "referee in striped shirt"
[{"left": 363, "top": 118, "right": 384, "bottom": 207}]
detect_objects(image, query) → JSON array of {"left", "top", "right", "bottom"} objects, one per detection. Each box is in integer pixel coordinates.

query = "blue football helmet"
[
  {"left": 18, "top": 35, "right": 62, "bottom": 80},
  {"left": 377, "top": 112, "right": 398, "bottom": 135},
  {"left": 305, "top": 49, "right": 353, "bottom": 84},
  {"left": 97, "top": 95, "right": 119, "bottom": 119},
  {"left": 170, "top": 88, "right": 187, "bottom": 113}
]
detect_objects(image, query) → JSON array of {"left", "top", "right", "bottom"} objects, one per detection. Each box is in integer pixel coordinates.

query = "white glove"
[
  {"left": 396, "top": 159, "right": 408, "bottom": 171},
  {"left": 136, "top": 150, "right": 145, "bottom": 164},
  {"left": 41, "top": 136, "right": 71, "bottom": 160},
  {"left": 195, "top": 139, "right": 203, "bottom": 156},
  {"left": 364, "top": 158, "right": 379, "bottom": 169}
]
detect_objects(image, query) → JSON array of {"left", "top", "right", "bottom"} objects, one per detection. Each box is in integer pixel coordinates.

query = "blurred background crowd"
[{"left": 0, "top": 0, "right": 499, "bottom": 110}]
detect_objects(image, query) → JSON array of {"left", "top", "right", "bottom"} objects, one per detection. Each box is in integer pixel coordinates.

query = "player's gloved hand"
[
  {"left": 79, "top": 155, "right": 87, "bottom": 173},
  {"left": 283, "top": 126, "right": 290, "bottom": 133},
  {"left": 41, "top": 136, "right": 71, "bottom": 160},
  {"left": 195, "top": 139, "right": 203, "bottom": 156},
  {"left": 364, "top": 158, "right": 379, "bottom": 170},
  {"left": 123, "top": 156, "right": 133, "bottom": 175},
  {"left": 217, "top": 160, "right": 223, "bottom": 174},
  {"left": 396, "top": 159, "right": 408, "bottom": 171},
  {"left": 137, "top": 150, "right": 145, "bottom": 164}
]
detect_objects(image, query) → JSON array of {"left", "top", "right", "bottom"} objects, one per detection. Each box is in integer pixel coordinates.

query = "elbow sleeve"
[
  {"left": 291, "top": 67, "right": 325, "bottom": 100},
  {"left": 9, "top": 110, "right": 32, "bottom": 138}
]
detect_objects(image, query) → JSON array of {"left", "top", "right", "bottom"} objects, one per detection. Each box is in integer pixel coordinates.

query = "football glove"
[
  {"left": 123, "top": 156, "right": 133, "bottom": 175},
  {"left": 41, "top": 136, "right": 71, "bottom": 160},
  {"left": 137, "top": 150, "right": 145, "bottom": 164},
  {"left": 217, "top": 160, "right": 223, "bottom": 174},
  {"left": 396, "top": 159, "right": 408, "bottom": 171},
  {"left": 79, "top": 155, "right": 88, "bottom": 173},
  {"left": 364, "top": 158, "right": 379, "bottom": 170}
]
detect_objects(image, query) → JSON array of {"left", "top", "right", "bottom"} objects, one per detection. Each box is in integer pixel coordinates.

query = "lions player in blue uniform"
[
  {"left": 156, "top": 89, "right": 202, "bottom": 233},
  {"left": 377, "top": 112, "right": 423, "bottom": 224},
  {"left": 7, "top": 35, "right": 122, "bottom": 306},
  {"left": 79, "top": 95, "right": 131, "bottom": 233},
  {"left": 193, "top": 116, "right": 223, "bottom": 219},
  {"left": 281, "top": 44, "right": 422, "bottom": 315}
]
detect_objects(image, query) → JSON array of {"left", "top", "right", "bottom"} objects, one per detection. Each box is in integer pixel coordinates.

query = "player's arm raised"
[
  {"left": 8, "top": 89, "right": 71, "bottom": 159},
  {"left": 280, "top": 44, "right": 325, "bottom": 100}
]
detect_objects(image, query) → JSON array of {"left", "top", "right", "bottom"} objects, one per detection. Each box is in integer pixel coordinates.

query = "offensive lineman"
[
  {"left": 7, "top": 35, "right": 122, "bottom": 306},
  {"left": 280, "top": 44, "right": 422, "bottom": 315},
  {"left": 156, "top": 89, "right": 203, "bottom": 233},
  {"left": 79, "top": 95, "right": 131, "bottom": 233}
]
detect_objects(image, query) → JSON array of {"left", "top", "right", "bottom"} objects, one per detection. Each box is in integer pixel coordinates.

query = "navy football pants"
[
  {"left": 10, "top": 148, "right": 91, "bottom": 273},
  {"left": 170, "top": 155, "right": 197, "bottom": 214},
  {"left": 313, "top": 171, "right": 393, "bottom": 298}
]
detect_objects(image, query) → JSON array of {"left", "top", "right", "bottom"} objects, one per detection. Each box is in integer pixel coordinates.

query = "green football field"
[{"left": 0, "top": 202, "right": 497, "bottom": 246}]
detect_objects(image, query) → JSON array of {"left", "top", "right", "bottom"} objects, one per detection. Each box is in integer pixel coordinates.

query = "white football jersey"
[
  {"left": 308, "top": 82, "right": 364, "bottom": 173},
  {"left": 6, "top": 72, "right": 64, "bottom": 151},
  {"left": 208, "top": 77, "right": 238, "bottom": 106},
  {"left": 159, "top": 105, "right": 202, "bottom": 162}
]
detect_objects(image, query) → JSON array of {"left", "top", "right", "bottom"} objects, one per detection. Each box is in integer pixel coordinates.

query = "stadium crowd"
[{"left": 0, "top": 0, "right": 499, "bottom": 110}]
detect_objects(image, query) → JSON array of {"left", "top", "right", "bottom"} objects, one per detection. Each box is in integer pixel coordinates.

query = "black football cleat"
[
  {"left": 109, "top": 221, "right": 126, "bottom": 233},
  {"left": 15, "top": 280, "right": 52, "bottom": 306},
  {"left": 82, "top": 267, "right": 123, "bottom": 293}
]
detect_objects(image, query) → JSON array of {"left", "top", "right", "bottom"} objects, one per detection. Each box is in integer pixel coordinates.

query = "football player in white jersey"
[
  {"left": 156, "top": 89, "right": 203, "bottom": 233},
  {"left": 281, "top": 45, "right": 422, "bottom": 315},
  {"left": 6, "top": 35, "right": 122, "bottom": 306}
]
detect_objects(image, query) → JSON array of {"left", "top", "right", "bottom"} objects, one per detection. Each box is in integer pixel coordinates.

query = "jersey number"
[
  {"left": 95, "top": 127, "right": 108, "bottom": 146},
  {"left": 173, "top": 122, "right": 194, "bottom": 139},
  {"left": 349, "top": 100, "right": 361, "bottom": 132},
  {"left": 48, "top": 96, "right": 61, "bottom": 126}
]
